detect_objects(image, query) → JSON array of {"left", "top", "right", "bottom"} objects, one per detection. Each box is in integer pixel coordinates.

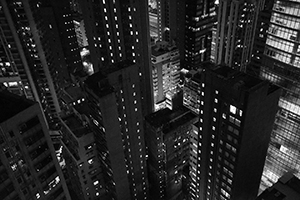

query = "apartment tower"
[
  {"left": 190, "top": 65, "right": 280, "bottom": 200},
  {"left": 0, "top": 91, "right": 71, "bottom": 200},
  {"left": 145, "top": 106, "right": 198, "bottom": 200},
  {"left": 0, "top": 0, "right": 82, "bottom": 128},
  {"left": 84, "top": 60, "right": 148, "bottom": 200},
  {"left": 78, "top": 0, "right": 152, "bottom": 114}
]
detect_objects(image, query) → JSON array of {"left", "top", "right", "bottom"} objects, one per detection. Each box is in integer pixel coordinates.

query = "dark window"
[{"left": 9, "top": 131, "right": 14, "bottom": 137}]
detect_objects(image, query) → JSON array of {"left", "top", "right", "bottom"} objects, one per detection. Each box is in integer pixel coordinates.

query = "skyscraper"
[
  {"left": 214, "top": 0, "right": 261, "bottom": 71},
  {"left": 183, "top": 0, "right": 217, "bottom": 69},
  {"left": 150, "top": 41, "right": 180, "bottom": 111},
  {"left": 0, "top": 91, "right": 71, "bottom": 200},
  {"left": 249, "top": 0, "right": 300, "bottom": 192},
  {"left": 148, "top": 0, "right": 185, "bottom": 44},
  {"left": 145, "top": 106, "right": 198, "bottom": 200},
  {"left": 60, "top": 104, "right": 107, "bottom": 200},
  {"left": 190, "top": 65, "right": 280, "bottom": 200},
  {"left": 183, "top": 70, "right": 202, "bottom": 114},
  {"left": 78, "top": 0, "right": 152, "bottom": 113},
  {"left": 84, "top": 60, "right": 148, "bottom": 200},
  {"left": 0, "top": 0, "right": 82, "bottom": 128}
]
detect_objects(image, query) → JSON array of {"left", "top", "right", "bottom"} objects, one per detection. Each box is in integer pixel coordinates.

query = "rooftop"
[
  {"left": 63, "top": 114, "right": 92, "bottom": 138},
  {"left": 145, "top": 106, "right": 198, "bottom": 133},
  {"left": 61, "top": 84, "right": 84, "bottom": 104},
  {"left": 0, "top": 91, "right": 34, "bottom": 123},
  {"left": 257, "top": 173, "right": 300, "bottom": 200},
  {"left": 85, "top": 60, "right": 135, "bottom": 98},
  {"left": 85, "top": 71, "right": 114, "bottom": 98},
  {"left": 212, "top": 65, "right": 265, "bottom": 91},
  {"left": 102, "top": 59, "right": 135, "bottom": 75},
  {"left": 151, "top": 41, "right": 178, "bottom": 57}
]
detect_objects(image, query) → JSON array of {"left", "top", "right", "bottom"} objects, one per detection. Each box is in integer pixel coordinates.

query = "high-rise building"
[
  {"left": 183, "top": 70, "right": 202, "bottom": 114},
  {"left": 79, "top": 0, "right": 152, "bottom": 115},
  {"left": 214, "top": 0, "right": 261, "bottom": 71},
  {"left": 150, "top": 41, "right": 181, "bottom": 111},
  {"left": 190, "top": 65, "right": 281, "bottom": 200},
  {"left": 73, "top": 14, "right": 89, "bottom": 49},
  {"left": 183, "top": 0, "right": 217, "bottom": 70},
  {"left": 148, "top": 0, "right": 184, "bottom": 43},
  {"left": 60, "top": 105, "right": 107, "bottom": 200},
  {"left": 0, "top": 0, "right": 38, "bottom": 99},
  {"left": 256, "top": 172, "right": 300, "bottom": 200},
  {"left": 0, "top": 91, "right": 71, "bottom": 200},
  {"left": 249, "top": 0, "right": 300, "bottom": 192},
  {"left": 145, "top": 106, "right": 198, "bottom": 200},
  {"left": 0, "top": 0, "right": 82, "bottom": 128},
  {"left": 84, "top": 60, "right": 148, "bottom": 200}
]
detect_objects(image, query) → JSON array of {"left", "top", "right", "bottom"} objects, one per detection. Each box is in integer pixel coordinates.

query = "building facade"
[
  {"left": 84, "top": 60, "right": 148, "bottom": 200},
  {"left": 151, "top": 41, "right": 180, "bottom": 111},
  {"left": 214, "top": 0, "right": 261, "bottom": 71},
  {"left": 0, "top": 91, "right": 71, "bottom": 200},
  {"left": 183, "top": 0, "right": 217, "bottom": 70},
  {"left": 78, "top": 0, "right": 152, "bottom": 115},
  {"left": 190, "top": 65, "right": 281, "bottom": 200},
  {"left": 0, "top": 0, "right": 82, "bottom": 128},
  {"left": 60, "top": 108, "right": 107, "bottom": 200},
  {"left": 145, "top": 106, "right": 198, "bottom": 200},
  {"left": 183, "top": 70, "right": 202, "bottom": 114},
  {"left": 249, "top": 0, "right": 300, "bottom": 192}
]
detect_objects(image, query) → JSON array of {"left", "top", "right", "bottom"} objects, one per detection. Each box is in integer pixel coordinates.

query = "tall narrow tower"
[
  {"left": 214, "top": 0, "right": 261, "bottom": 71},
  {"left": 84, "top": 60, "right": 148, "bottom": 200},
  {"left": 190, "top": 65, "right": 280, "bottom": 200},
  {"left": 183, "top": 0, "right": 217, "bottom": 70},
  {"left": 79, "top": 0, "right": 152, "bottom": 115}
]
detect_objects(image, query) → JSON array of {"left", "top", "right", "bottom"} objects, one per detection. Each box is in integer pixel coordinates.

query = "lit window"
[
  {"left": 230, "top": 105, "right": 237, "bottom": 114},
  {"left": 93, "top": 180, "right": 99, "bottom": 185},
  {"left": 239, "top": 110, "right": 243, "bottom": 116},
  {"left": 88, "top": 158, "right": 94, "bottom": 164}
]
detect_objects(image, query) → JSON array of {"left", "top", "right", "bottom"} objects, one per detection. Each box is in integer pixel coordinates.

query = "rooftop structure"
[{"left": 257, "top": 173, "right": 300, "bottom": 200}]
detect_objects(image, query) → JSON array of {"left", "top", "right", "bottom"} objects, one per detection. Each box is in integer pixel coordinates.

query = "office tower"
[
  {"left": 190, "top": 65, "right": 280, "bottom": 200},
  {"left": 183, "top": 70, "right": 202, "bottom": 114},
  {"left": 149, "top": 0, "right": 159, "bottom": 43},
  {"left": 145, "top": 106, "right": 198, "bottom": 200},
  {"left": 214, "top": 0, "right": 261, "bottom": 71},
  {"left": 73, "top": 14, "right": 89, "bottom": 49},
  {"left": 0, "top": 0, "right": 82, "bottom": 128},
  {"left": 151, "top": 41, "right": 180, "bottom": 111},
  {"left": 256, "top": 172, "right": 300, "bottom": 200},
  {"left": 84, "top": 60, "right": 148, "bottom": 200},
  {"left": 183, "top": 0, "right": 217, "bottom": 70},
  {"left": 45, "top": 0, "right": 83, "bottom": 76},
  {"left": 248, "top": 0, "right": 300, "bottom": 192},
  {"left": 247, "top": 0, "right": 274, "bottom": 78},
  {"left": 148, "top": 0, "right": 184, "bottom": 43},
  {"left": 79, "top": 0, "right": 152, "bottom": 115},
  {"left": 60, "top": 105, "right": 107, "bottom": 200},
  {"left": 0, "top": 91, "right": 71, "bottom": 200}
]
